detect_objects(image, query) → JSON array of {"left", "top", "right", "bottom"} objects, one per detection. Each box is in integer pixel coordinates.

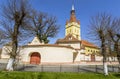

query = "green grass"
[{"left": 0, "top": 71, "right": 120, "bottom": 79}]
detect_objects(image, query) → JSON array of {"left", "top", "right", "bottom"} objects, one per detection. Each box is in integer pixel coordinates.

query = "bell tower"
[{"left": 65, "top": 4, "right": 81, "bottom": 40}]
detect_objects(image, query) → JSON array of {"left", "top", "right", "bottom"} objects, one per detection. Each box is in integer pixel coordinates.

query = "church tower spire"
[
  {"left": 65, "top": 2, "right": 81, "bottom": 40},
  {"left": 72, "top": 4, "right": 74, "bottom": 10},
  {"left": 70, "top": 4, "right": 77, "bottom": 23}
]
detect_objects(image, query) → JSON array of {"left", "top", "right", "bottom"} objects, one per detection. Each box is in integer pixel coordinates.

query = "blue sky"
[
  {"left": 1, "top": 0, "right": 120, "bottom": 44},
  {"left": 30, "top": 0, "right": 120, "bottom": 44}
]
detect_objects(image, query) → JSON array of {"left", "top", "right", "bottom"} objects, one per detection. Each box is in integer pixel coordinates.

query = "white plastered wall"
[{"left": 20, "top": 46, "right": 75, "bottom": 64}]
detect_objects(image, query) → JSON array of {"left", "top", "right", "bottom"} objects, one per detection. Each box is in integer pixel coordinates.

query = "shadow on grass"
[
  {"left": 114, "top": 73, "right": 120, "bottom": 78},
  {"left": 79, "top": 67, "right": 102, "bottom": 74},
  {"left": 37, "top": 73, "right": 44, "bottom": 79}
]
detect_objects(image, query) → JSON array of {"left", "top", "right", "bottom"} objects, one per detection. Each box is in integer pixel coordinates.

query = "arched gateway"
[{"left": 30, "top": 52, "right": 41, "bottom": 64}]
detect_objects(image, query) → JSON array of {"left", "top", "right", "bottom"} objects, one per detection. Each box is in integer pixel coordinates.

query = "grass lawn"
[{"left": 0, "top": 71, "right": 120, "bottom": 79}]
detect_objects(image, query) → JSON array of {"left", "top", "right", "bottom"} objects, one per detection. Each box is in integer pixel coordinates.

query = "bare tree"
[
  {"left": 0, "top": 48, "right": 2, "bottom": 59},
  {"left": 117, "top": 34, "right": 120, "bottom": 38},
  {"left": 29, "top": 11, "right": 59, "bottom": 43},
  {"left": 88, "top": 13, "right": 111, "bottom": 75},
  {"left": 2, "top": 44, "right": 22, "bottom": 70},
  {"left": 0, "top": 0, "right": 32, "bottom": 71},
  {"left": 107, "top": 18, "right": 120, "bottom": 68},
  {"left": 0, "top": 30, "right": 6, "bottom": 45},
  {"left": 0, "top": 31, "right": 2, "bottom": 42}
]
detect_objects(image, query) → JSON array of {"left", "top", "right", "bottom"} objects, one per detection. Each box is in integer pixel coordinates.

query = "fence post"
[
  {"left": 41, "top": 65, "right": 43, "bottom": 72},
  {"left": 23, "top": 64, "right": 26, "bottom": 71},
  {"left": 60, "top": 65, "right": 62, "bottom": 72},
  {"left": 112, "top": 65, "right": 114, "bottom": 72},
  {"left": 78, "top": 65, "right": 79, "bottom": 72},
  {"left": 118, "top": 65, "right": 120, "bottom": 73},
  {"left": 95, "top": 65, "right": 97, "bottom": 73}
]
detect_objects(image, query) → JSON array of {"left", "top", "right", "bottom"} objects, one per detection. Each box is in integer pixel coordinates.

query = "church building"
[{"left": 0, "top": 5, "right": 101, "bottom": 65}]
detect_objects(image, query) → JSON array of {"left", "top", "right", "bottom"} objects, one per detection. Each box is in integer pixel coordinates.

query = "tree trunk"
[
  {"left": 103, "top": 57, "right": 108, "bottom": 75},
  {"left": 103, "top": 54, "right": 108, "bottom": 75},
  {"left": 114, "top": 41, "right": 120, "bottom": 64},
  {"left": 114, "top": 42, "right": 120, "bottom": 72},
  {"left": 101, "top": 35, "right": 108, "bottom": 75},
  {"left": 6, "top": 24, "right": 19, "bottom": 71},
  {"left": 6, "top": 58, "right": 15, "bottom": 71}
]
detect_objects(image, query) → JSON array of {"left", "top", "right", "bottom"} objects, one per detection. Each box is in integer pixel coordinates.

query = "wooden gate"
[
  {"left": 91, "top": 54, "right": 95, "bottom": 62},
  {"left": 30, "top": 52, "right": 40, "bottom": 64}
]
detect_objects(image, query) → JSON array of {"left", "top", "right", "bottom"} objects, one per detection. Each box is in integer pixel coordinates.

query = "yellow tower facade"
[{"left": 65, "top": 5, "right": 81, "bottom": 40}]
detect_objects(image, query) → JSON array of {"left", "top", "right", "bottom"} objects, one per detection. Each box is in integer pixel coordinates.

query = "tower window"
[
  {"left": 76, "top": 35, "right": 78, "bottom": 39},
  {"left": 70, "top": 29, "right": 71, "bottom": 33},
  {"left": 69, "top": 36, "right": 72, "bottom": 40}
]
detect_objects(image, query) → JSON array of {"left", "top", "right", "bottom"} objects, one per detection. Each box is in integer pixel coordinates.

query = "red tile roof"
[
  {"left": 56, "top": 34, "right": 80, "bottom": 43},
  {"left": 56, "top": 35, "right": 99, "bottom": 48},
  {"left": 23, "top": 44, "right": 74, "bottom": 49},
  {"left": 66, "top": 10, "right": 80, "bottom": 24},
  {"left": 81, "top": 40, "right": 98, "bottom": 48}
]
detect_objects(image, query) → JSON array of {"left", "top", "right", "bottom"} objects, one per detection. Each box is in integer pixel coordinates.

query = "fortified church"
[{"left": 1, "top": 5, "right": 101, "bottom": 65}]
